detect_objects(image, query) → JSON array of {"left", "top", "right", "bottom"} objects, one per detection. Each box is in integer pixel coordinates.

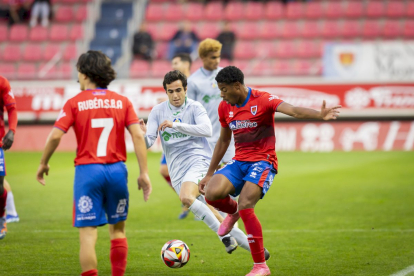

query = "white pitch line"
[{"left": 390, "top": 265, "right": 414, "bottom": 276}]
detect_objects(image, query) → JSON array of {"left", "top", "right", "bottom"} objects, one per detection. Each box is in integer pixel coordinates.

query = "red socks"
[
  {"left": 81, "top": 269, "right": 98, "bottom": 276},
  {"left": 110, "top": 238, "right": 128, "bottom": 276},
  {"left": 239, "top": 208, "right": 265, "bottom": 264},
  {"left": 0, "top": 189, "right": 7, "bottom": 218},
  {"left": 205, "top": 195, "right": 238, "bottom": 214},
  {"left": 163, "top": 175, "right": 173, "bottom": 188}
]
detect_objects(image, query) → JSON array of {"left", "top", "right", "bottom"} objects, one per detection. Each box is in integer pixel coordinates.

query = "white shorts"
[{"left": 172, "top": 158, "right": 209, "bottom": 195}]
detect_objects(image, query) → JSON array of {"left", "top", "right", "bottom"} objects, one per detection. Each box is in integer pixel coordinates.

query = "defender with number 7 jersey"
[{"left": 54, "top": 89, "right": 139, "bottom": 165}]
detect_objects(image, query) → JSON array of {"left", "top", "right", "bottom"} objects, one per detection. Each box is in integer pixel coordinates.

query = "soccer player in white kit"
[{"left": 139, "top": 70, "right": 255, "bottom": 254}]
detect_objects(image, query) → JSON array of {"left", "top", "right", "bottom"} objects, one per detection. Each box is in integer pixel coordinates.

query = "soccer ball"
[{"left": 160, "top": 239, "right": 190, "bottom": 268}]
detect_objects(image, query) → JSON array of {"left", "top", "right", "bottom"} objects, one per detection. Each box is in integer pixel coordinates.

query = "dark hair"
[
  {"left": 76, "top": 50, "right": 116, "bottom": 88},
  {"left": 215, "top": 66, "right": 244, "bottom": 85},
  {"left": 173, "top": 53, "right": 192, "bottom": 68},
  {"left": 163, "top": 70, "right": 187, "bottom": 91}
]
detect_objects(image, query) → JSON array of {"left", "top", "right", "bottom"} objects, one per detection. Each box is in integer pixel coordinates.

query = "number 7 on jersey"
[{"left": 91, "top": 118, "right": 114, "bottom": 157}]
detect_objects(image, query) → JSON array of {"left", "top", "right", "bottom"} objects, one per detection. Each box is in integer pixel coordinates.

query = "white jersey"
[
  {"left": 187, "top": 67, "right": 235, "bottom": 162},
  {"left": 145, "top": 98, "right": 212, "bottom": 186}
]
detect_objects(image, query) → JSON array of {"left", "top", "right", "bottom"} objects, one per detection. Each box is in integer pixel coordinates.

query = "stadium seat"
[
  {"left": 341, "top": 20, "right": 361, "bottom": 38},
  {"left": 2, "top": 44, "right": 21, "bottom": 62},
  {"left": 37, "top": 62, "right": 58, "bottom": 80},
  {"left": 224, "top": 2, "right": 244, "bottom": 21},
  {"left": 297, "top": 40, "right": 321, "bottom": 59},
  {"left": 275, "top": 41, "right": 297, "bottom": 59},
  {"left": 154, "top": 42, "right": 168, "bottom": 59},
  {"left": 325, "top": 1, "right": 344, "bottom": 19},
  {"left": 231, "top": 60, "right": 249, "bottom": 71},
  {"left": 285, "top": 2, "right": 304, "bottom": 20},
  {"left": 281, "top": 21, "right": 300, "bottom": 39},
  {"left": 191, "top": 59, "right": 203, "bottom": 72},
  {"left": 273, "top": 60, "right": 292, "bottom": 76},
  {"left": 237, "top": 22, "right": 259, "bottom": 40},
  {"left": 291, "top": 60, "right": 313, "bottom": 76},
  {"left": 146, "top": 23, "right": 159, "bottom": 40},
  {"left": 259, "top": 21, "right": 280, "bottom": 39},
  {"left": 186, "top": 3, "right": 203, "bottom": 21},
  {"left": 29, "top": 26, "right": 48, "bottom": 41},
  {"left": 43, "top": 43, "right": 62, "bottom": 61},
  {"left": 205, "top": 2, "right": 223, "bottom": 21},
  {"left": 23, "top": 43, "right": 43, "bottom": 62},
  {"left": 362, "top": 20, "right": 382, "bottom": 39},
  {"left": 0, "top": 63, "right": 16, "bottom": 79},
  {"left": 17, "top": 63, "right": 37, "bottom": 80},
  {"left": 50, "top": 25, "right": 69, "bottom": 41},
  {"left": 0, "top": 25, "right": 8, "bottom": 42},
  {"left": 256, "top": 41, "right": 277, "bottom": 58},
  {"left": 385, "top": 1, "right": 405, "bottom": 18},
  {"left": 301, "top": 21, "right": 321, "bottom": 38},
  {"left": 264, "top": 1, "right": 284, "bottom": 20},
  {"left": 70, "top": 24, "right": 84, "bottom": 40},
  {"left": 403, "top": 20, "right": 414, "bottom": 38},
  {"left": 9, "top": 24, "right": 28, "bottom": 42},
  {"left": 63, "top": 43, "right": 77, "bottom": 61},
  {"left": 60, "top": 62, "right": 73, "bottom": 79},
  {"left": 251, "top": 60, "right": 273, "bottom": 76},
  {"left": 130, "top": 60, "right": 150, "bottom": 78},
  {"left": 198, "top": 22, "right": 220, "bottom": 40},
  {"left": 55, "top": 5, "right": 74, "bottom": 22},
  {"left": 75, "top": 5, "right": 88, "bottom": 22},
  {"left": 304, "top": 1, "right": 324, "bottom": 19},
  {"left": 245, "top": 2, "right": 264, "bottom": 21},
  {"left": 157, "top": 23, "right": 178, "bottom": 41},
  {"left": 345, "top": 1, "right": 364, "bottom": 18},
  {"left": 165, "top": 4, "right": 185, "bottom": 21},
  {"left": 366, "top": 1, "right": 385, "bottom": 18},
  {"left": 151, "top": 60, "right": 172, "bottom": 77},
  {"left": 321, "top": 20, "right": 341, "bottom": 38},
  {"left": 234, "top": 42, "right": 256, "bottom": 59},
  {"left": 407, "top": 2, "right": 414, "bottom": 17},
  {"left": 382, "top": 20, "right": 402, "bottom": 39},
  {"left": 146, "top": 4, "right": 164, "bottom": 22}
]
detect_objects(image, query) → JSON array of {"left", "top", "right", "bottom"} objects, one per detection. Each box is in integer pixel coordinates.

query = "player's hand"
[
  {"left": 198, "top": 175, "right": 212, "bottom": 195},
  {"left": 320, "top": 100, "right": 342, "bottom": 120},
  {"left": 138, "top": 172, "right": 152, "bottom": 202},
  {"left": 2, "top": 130, "right": 14, "bottom": 150},
  {"left": 36, "top": 164, "right": 50, "bottom": 186},
  {"left": 138, "top": 119, "right": 147, "bottom": 132},
  {"left": 158, "top": 120, "right": 173, "bottom": 132}
]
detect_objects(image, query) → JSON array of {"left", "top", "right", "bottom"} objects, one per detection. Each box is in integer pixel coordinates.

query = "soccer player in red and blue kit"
[
  {"left": 0, "top": 76, "right": 18, "bottom": 240},
  {"left": 36, "top": 51, "right": 152, "bottom": 276},
  {"left": 199, "top": 66, "right": 341, "bottom": 276}
]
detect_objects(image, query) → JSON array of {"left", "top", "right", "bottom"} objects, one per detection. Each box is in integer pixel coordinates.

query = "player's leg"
[
  {"left": 4, "top": 179, "right": 19, "bottom": 223},
  {"left": 79, "top": 226, "right": 99, "bottom": 276},
  {"left": 109, "top": 221, "right": 127, "bottom": 276},
  {"left": 0, "top": 175, "right": 7, "bottom": 239}
]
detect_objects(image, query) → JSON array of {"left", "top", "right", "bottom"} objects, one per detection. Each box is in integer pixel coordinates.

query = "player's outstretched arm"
[
  {"left": 277, "top": 100, "right": 342, "bottom": 120},
  {"left": 199, "top": 127, "right": 232, "bottom": 195},
  {"left": 36, "top": 128, "right": 65, "bottom": 186},
  {"left": 127, "top": 123, "right": 152, "bottom": 202}
]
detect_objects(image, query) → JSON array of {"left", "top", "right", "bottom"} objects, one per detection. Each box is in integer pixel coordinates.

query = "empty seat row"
[
  {"left": 0, "top": 43, "right": 78, "bottom": 62},
  {"left": 54, "top": 4, "right": 88, "bottom": 23},
  {"left": 0, "top": 62, "right": 74, "bottom": 80},
  {"left": 0, "top": 24, "right": 84, "bottom": 42}
]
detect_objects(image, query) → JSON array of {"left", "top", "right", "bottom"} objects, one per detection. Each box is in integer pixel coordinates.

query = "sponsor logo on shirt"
[
  {"left": 162, "top": 132, "right": 172, "bottom": 141},
  {"left": 202, "top": 94, "right": 221, "bottom": 103},
  {"left": 251, "top": 105, "right": 257, "bottom": 115},
  {"left": 229, "top": 120, "right": 258, "bottom": 130},
  {"left": 162, "top": 131, "right": 188, "bottom": 141},
  {"left": 78, "top": 196, "right": 93, "bottom": 213},
  {"left": 269, "top": 95, "right": 280, "bottom": 101}
]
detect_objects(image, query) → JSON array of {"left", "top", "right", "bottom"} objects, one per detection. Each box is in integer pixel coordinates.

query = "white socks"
[
  {"left": 6, "top": 191, "right": 18, "bottom": 216},
  {"left": 229, "top": 227, "right": 250, "bottom": 251}
]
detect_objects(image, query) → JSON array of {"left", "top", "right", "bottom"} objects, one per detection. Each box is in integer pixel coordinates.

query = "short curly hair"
[
  {"left": 198, "top": 38, "right": 222, "bottom": 58},
  {"left": 163, "top": 70, "right": 187, "bottom": 91},
  {"left": 76, "top": 50, "right": 116, "bottom": 88},
  {"left": 215, "top": 66, "right": 244, "bottom": 85}
]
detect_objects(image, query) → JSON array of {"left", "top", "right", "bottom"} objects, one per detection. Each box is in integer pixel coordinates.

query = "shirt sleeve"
[
  {"left": 125, "top": 99, "right": 139, "bottom": 127},
  {"left": 172, "top": 103, "right": 212, "bottom": 137},
  {"left": 186, "top": 80, "right": 198, "bottom": 102},
  {"left": 144, "top": 109, "right": 158, "bottom": 149},
  {"left": 218, "top": 101, "right": 229, "bottom": 128},
  {"left": 54, "top": 100, "right": 75, "bottom": 133},
  {"left": 267, "top": 94, "right": 284, "bottom": 112},
  {"left": 2, "top": 78, "right": 17, "bottom": 133}
]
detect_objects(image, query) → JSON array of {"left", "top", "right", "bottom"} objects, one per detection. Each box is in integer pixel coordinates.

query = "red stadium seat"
[
  {"left": 301, "top": 21, "right": 321, "bottom": 38},
  {"left": 326, "top": 2, "right": 344, "bottom": 19},
  {"left": 198, "top": 22, "right": 220, "bottom": 40},
  {"left": 285, "top": 2, "right": 304, "bottom": 20},
  {"left": 146, "top": 4, "right": 164, "bottom": 22},
  {"left": 157, "top": 23, "right": 178, "bottom": 41},
  {"left": 50, "top": 25, "right": 69, "bottom": 41},
  {"left": 251, "top": 60, "right": 273, "bottom": 76},
  {"left": 297, "top": 40, "right": 321, "bottom": 59},
  {"left": 75, "top": 5, "right": 88, "bottom": 22},
  {"left": 146, "top": 23, "right": 159, "bottom": 40},
  {"left": 60, "top": 62, "right": 74, "bottom": 79},
  {"left": 191, "top": 59, "right": 203, "bottom": 72},
  {"left": 9, "top": 24, "right": 28, "bottom": 42},
  {"left": 264, "top": 1, "right": 284, "bottom": 20},
  {"left": 0, "top": 64, "right": 16, "bottom": 79},
  {"left": 38, "top": 62, "right": 58, "bottom": 80},
  {"left": 17, "top": 63, "right": 37, "bottom": 80},
  {"left": 205, "top": 2, "right": 223, "bottom": 21},
  {"left": 341, "top": 20, "right": 361, "bottom": 38},
  {"left": 186, "top": 3, "right": 203, "bottom": 21},
  {"left": 345, "top": 1, "right": 364, "bottom": 18},
  {"left": 273, "top": 60, "right": 292, "bottom": 76},
  {"left": 256, "top": 41, "right": 277, "bottom": 58},
  {"left": 291, "top": 60, "right": 312, "bottom": 76},
  {"left": 281, "top": 21, "right": 300, "bottom": 39},
  {"left": 321, "top": 20, "right": 341, "bottom": 38},
  {"left": 231, "top": 60, "right": 249, "bottom": 71},
  {"left": 362, "top": 20, "right": 382, "bottom": 39},
  {"left": 407, "top": 2, "right": 414, "bottom": 17},
  {"left": 55, "top": 5, "right": 74, "bottom": 22},
  {"left": 403, "top": 20, "right": 414, "bottom": 38},
  {"left": 63, "top": 43, "right": 77, "bottom": 61},
  {"left": 2, "top": 44, "right": 21, "bottom": 62},
  {"left": 237, "top": 22, "right": 259, "bottom": 40},
  {"left": 130, "top": 60, "right": 150, "bottom": 78},
  {"left": 275, "top": 41, "right": 297, "bottom": 59},
  {"left": 23, "top": 43, "right": 43, "bottom": 62},
  {"left": 151, "top": 60, "right": 171, "bottom": 77},
  {"left": 70, "top": 24, "right": 83, "bottom": 40},
  {"left": 154, "top": 42, "right": 168, "bottom": 59},
  {"left": 224, "top": 2, "right": 244, "bottom": 21},
  {"left": 29, "top": 26, "right": 48, "bottom": 41},
  {"left": 165, "top": 4, "right": 184, "bottom": 21},
  {"left": 382, "top": 20, "right": 402, "bottom": 39},
  {"left": 304, "top": 1, "right": 324, "bottom": 19},
  {"left": 366, "top": 1, "right": 385, "bottom": 18},
  {"left": 386, "top": 1, "right": 405, "bottom": 18},
  {"left": 0, "top": 25, "right": 8, "bottom": 42},
  {"left": 259, "top": 21, "right": 280, "bottom": 39},
  {"left": 43, "top": 43, "right": 62, "bottom": 61},
  {"left": 234, "top": 42, "right": 256, "bottom": 59},
  {"left": 245, "top": 2, "right": 264, "bottom": 21}
]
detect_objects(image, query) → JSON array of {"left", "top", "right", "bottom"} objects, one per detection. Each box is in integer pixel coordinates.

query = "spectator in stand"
[
  {"left": 0, "top": 3, "right": 8, "bottom": 20},
  {"left": 30, "top": 0, "right": 51, "bottom": 27},
  {"left": 8, "top": 0, "right": 31, "bottom": 26},
  {"left": 132, "top": 23, "right": 154, "bottom": 60},
  {"left": 216, "top": 22, "right": 236, "bottom": 61},
  {"left": 168, "top": 21, "right": 199, "bottom": 60}
]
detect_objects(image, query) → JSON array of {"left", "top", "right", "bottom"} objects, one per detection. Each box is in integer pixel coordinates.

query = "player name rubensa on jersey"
[
  {"left": 54, "top": 89, "right": 139, "bottom": 165},
  {"left": 218, "top": 88, "right": 284, "bottom": 170}
]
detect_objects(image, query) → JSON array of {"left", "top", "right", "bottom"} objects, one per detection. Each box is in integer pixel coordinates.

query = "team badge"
[
  {"left": 173, "top": 118, "right": 182, "bottom": 123},
  {"left": 251, "top": 106, "right": 258, "bottom": 116}
]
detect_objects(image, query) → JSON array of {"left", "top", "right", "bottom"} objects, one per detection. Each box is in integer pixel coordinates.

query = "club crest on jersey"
[
  {"left": 173, "top": 118, "right": 182, "bottom": 123},
  {"left": 251, "top": 106, "right": 258, "bottom": 116}
]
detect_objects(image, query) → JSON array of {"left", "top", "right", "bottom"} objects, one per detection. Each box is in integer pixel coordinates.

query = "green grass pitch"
[{"left": 1, "top": 151, "right": 414, "bottom": 276}]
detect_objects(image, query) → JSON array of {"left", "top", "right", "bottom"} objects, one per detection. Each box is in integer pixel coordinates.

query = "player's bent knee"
[{"left": 179, "top": 194, "right": 196, "bottom": 208}]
